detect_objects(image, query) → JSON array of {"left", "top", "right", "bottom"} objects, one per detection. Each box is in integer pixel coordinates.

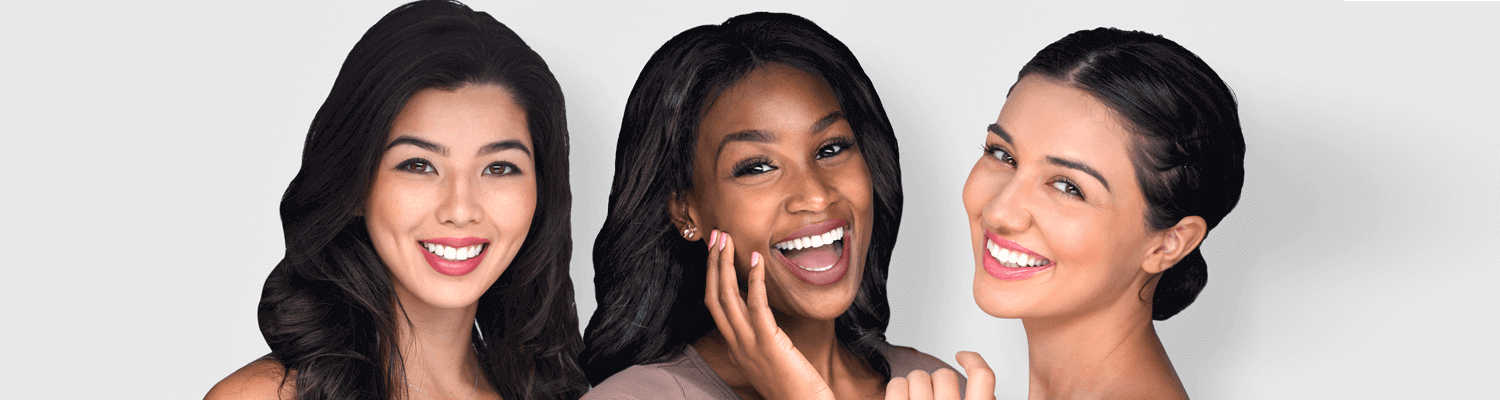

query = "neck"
[
  {"left": 394, "top": 290, "right": 483, "bottom": 398},
  {"left": 1021, "top": 291, "right": 1175, "bottom": 399}
]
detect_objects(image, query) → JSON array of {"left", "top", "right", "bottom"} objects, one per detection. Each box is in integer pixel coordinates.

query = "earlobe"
[
  {"left": 1144, "top": 216, "right": 1207, "bottom": 274},
  {"left": 668, "top": 192, "right": 702, "bottom": 242}
]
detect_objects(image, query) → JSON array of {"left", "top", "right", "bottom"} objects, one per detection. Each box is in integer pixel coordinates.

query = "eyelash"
[
  {"left": 730, "top": 138, "right": 857, "bottom": 178},
  {"left": 983, "top": 144, "right": 1015, "bottom": 166},
  {"left": 395, "top": 159, "right": 523, "bottom": 176},
  {"left": 982, "top": 145, "right": 1087, "bottom": 200},
  {"left": 731, "top": 156, "right": 776, "bottom": 177},
  {"left": 816, "top": 137, "right": 855, "bottom": 160}
]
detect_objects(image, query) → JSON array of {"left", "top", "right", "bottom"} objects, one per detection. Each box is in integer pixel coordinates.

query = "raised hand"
[
  {"left": 884, "top": 352, "right": 995, "bottom": 400},
  {"left": 703, "top": 230, "right": 836, "bottom": 400}
]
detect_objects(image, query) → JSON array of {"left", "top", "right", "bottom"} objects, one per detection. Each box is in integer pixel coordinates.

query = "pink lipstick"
[
  {"left": 981, "top": 232, "right": 1053, "bottom": 281},
  {"left": 419, "top": 237, "right": 489, "bottom": 276}
]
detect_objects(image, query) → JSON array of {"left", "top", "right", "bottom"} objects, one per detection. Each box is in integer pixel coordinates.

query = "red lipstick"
[{"left": 419, "top": 237, "right": 489, "bottom": 276}]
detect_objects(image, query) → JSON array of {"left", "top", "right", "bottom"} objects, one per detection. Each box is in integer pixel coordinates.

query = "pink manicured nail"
[
  {"left": 719, "top": 232, "right": 728, "bottom": 251},
  {"left": 708, "top": 230, "right": 718, "bottom": 247},
  {"left": 751, "top": 252, "right": 760, "bottom": 267}
]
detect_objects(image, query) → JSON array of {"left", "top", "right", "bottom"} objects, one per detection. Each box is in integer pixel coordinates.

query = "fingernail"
[
  {"left": 719, "top": 232, "right": 728, "bottom": 251},
  {"left": 751, "top": 251, "right": 760, "bottom": 267},
  {"left": 708, "top": 230, "right": 718, "bottom": 247}
]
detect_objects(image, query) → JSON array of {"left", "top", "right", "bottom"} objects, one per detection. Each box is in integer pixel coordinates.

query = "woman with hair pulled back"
[
  {"left": 582, "top": 12, "right": 963, "bottom": 400},
  {"left": 206, "top": 1, "right": 587, "bottom": 399},
  {"left": 889, "top": 28, "right": 1245, "bottom": 400}
]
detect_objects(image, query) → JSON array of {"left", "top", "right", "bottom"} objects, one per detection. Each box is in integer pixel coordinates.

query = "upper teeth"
[
  {"left": 987, "top": 239, "right": 1049, "bottom": 268},
  {"left": 774, "top": 227, "right": 845, "bottom": 251},
  {"left": 424, "top": 242, "right": 484, "bottom": 261}
]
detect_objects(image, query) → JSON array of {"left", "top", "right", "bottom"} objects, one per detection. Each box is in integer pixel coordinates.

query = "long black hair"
[
  {"left": 257, "top": 1, "right": 586, "bottom": 398},
  {"left": 1016, "top": 28, "right": 1245, "bottom": 320},
  {"left": 580, "top": 12, "right": 903, "bottom": 385}
]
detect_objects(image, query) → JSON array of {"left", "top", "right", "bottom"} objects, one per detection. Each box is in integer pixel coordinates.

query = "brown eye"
[
  {"left": 985, "top": 145, "right": 1015, "bottom": 166},
  {"left": 397, "top": 159, "right": 435, "bottom": 174},
  {"left": 1051, "top": 179, "right": 1084, "bottom": 199},
  {"left": 483, "top": 162, "right": 520, "bottom": 176}
]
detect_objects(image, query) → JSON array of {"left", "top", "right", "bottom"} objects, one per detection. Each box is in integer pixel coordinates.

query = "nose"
[
  {"left": 435, "top": 173, "right": 483, "bottom": 227},
  {"left": 785, "top": 164, "right": 841, "bottom": 214},
  {"left": 983, "top": 174, "right": 1033, "bottom": 235}
]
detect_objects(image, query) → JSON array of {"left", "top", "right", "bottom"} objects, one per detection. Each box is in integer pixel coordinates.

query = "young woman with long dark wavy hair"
[
  {"left": 206, "top": 1, "right": 586, "bottom": 399},
  {"left": 580, "top": 12, "right": 964, "bottom": 400}
]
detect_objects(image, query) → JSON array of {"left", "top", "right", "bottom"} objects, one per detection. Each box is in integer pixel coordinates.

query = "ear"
[
  {"left": 1143, "top": 216, "right": 1207, "bottom": 274},
  {"left": 668, "top": 191, "right": 703, "bottom": 242}
]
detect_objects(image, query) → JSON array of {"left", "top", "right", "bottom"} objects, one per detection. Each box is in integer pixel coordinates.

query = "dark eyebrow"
[
  {"left": 479, "top": 140, "right": 532, "bottom": 158},
  {"left": 385, "top": 136, "right": 447, "bottom": 156},
  {"left": 987, "top": 123, "right": 1012, "bottom": 144},
  {"left": 810, "top": 111, "right": 844, "bottom": 134},
  {"left": 715, "top": 129, "right": 774, "bottom": 160},
  {"left": 1046, "top": 156, "right": 1111, "bottom": 192}
]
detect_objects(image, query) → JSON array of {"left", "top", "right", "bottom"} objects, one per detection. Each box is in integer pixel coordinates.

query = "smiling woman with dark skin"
[
  {"left": 887, "top": 28, "right": 1244, "bottom": 400},
  {"left": 581, "top": 12, "right": 975, "bottom": 400}
]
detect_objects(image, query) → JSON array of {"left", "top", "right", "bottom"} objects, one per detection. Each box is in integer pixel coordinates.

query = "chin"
[{"left": 972, "top": 268, "right": 1034, "bottom": 319}]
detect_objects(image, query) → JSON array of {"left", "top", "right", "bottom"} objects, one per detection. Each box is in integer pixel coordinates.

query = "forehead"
[
  {"left": 388, "top": 84, "right": 531, "bottom": 146},
  {"left": 698, "top": 63, "right": 841, "bottom": 139},
  {"left": 999, "top": 76, "right": 1135, "bottom": 174}
]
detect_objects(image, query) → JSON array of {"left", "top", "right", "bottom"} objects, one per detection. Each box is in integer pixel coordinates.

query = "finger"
[
  {"left": 931, "top": 368, "right": 960, "bottom": 400},
  {"left": 703, "top": 231, "right": 736, "bottom": 345},
  {"left": 906, "top": 370, "right": 933, "bottom": 400},
  {"left": 885, "top": 377, "right": 910, "bottom": 400},
  {"left": 745, "top": 251, "right": 778, "bottom": 338},
  {"left": 956, "top": 351, "right": 996, "bottom": 400},
  {"left": 716, "top": 233, "right": 755, "bottom": 344}
]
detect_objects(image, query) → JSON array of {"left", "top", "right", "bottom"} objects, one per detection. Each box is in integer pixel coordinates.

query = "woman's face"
[
  {"left": 365, "top": 85, "right": 537, "bottom": 311},
  {"left": 681, "top": 63, "right": 873, "bottom": 321},
  {"left": 963, "top": 76, "right": 1164, "bottom": 319}
]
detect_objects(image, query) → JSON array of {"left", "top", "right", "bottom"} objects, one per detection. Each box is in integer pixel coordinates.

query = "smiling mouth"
[
  {"left": 773, "top": 227, "right": 845, "bottom": 272},
  {"left": 421, "top": 242, "right": 486, "bottom": 261},
  {"left": 986, "top": 239, "right": 1052, "bottom": 268}
]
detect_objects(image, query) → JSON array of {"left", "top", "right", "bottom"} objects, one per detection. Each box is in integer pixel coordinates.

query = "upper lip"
[
  {"left": 421, "top": 237, "right": 489, "bottom": 247},
  {"left": 778, "top": 219, "right": 848, "bottom": 243},
  {"left": 985, "top": 232, "right": 1048, "bottom": 260}
]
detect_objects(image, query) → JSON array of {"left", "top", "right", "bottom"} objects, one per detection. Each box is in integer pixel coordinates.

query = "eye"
[
  {"left": 816, "top": 138, "right": 855, "bottom": 160},
  {"left": 1051, "top": 179, "right": 1084, "bottom": 199},
  {"left": 984, "top": 144, "right": 1015, "bottom": 166},
  {"left": 483, "top": 162, "right": 520, "bottom": 176},
  {"left": 731, "top": 157, "right": 777, "bottom": 177},
  {"left": 397, "top": 158, "right": 436, "bottom": 174}
]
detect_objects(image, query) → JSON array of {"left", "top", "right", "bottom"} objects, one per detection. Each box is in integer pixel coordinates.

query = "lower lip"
[
  {"left": 773, "top": 230, "right": 851, "bottom": 286},
  {"left": 981, "top": 249, "right": 1053, "bottom": 281},
  {"left": 420, "top": 244, "right": 486, "bottom": 276}
]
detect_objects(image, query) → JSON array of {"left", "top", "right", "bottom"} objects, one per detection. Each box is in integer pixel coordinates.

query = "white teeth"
[
  {"left": 987, "top": 239, "right": 1049, "bottom": 268},
  {"left": 424, "top": 242, "right": 485, "bottom": 261},
  {"left": 774, "top": 227, "right": 844, "bottom": 251}
]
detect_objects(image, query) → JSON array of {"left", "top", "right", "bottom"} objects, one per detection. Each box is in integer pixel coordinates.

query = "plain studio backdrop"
[{"left": 2, "top": 1, "right": 1495, "bottom": 398}]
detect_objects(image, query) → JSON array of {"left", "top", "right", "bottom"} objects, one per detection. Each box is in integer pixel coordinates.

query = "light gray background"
[{"left": 2, "top": 1, "right": 1496, "bottom": 398}]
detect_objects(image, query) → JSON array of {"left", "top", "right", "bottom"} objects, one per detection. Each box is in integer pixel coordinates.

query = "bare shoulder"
[
  {"left": 205, "top": 358, "right": 296, "bottom": 400},
  {"left": 883, "top": 344, "right": 960, "bottom": 373}
]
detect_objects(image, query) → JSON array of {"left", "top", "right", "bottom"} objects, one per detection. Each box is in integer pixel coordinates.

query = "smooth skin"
[
  {"left": 669, "top": 62, "right": 889, "bottom": 400},
  {"left": 207, "top": 85, "right": 537, "bottom": 400},
  {"left": 952, "top": 76, "right": 1202, "bottom": 399}
]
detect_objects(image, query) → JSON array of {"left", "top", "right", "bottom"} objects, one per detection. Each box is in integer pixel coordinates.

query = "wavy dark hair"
[
  {"left": 580, "top": 12, "right": 903, "bottom": 385},
  {"left": 1015, "top": 28, "right": 1245, "bottom": 320},
  {"left": 256, "top": 1, "right": 586, "bottom": 398}
]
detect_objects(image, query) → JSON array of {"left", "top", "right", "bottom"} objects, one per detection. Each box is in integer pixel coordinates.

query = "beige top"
[{"left": 584, "top": 343, "right": 965, "bottom": 399}]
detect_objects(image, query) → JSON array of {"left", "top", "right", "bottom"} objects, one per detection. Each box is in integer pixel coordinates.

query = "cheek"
[
  {"left": 481, "top": 178, "right": 538, "bottom": 240},
  {"left": 962, "top": 161, "right": 1000, "bottom": 230},
  {"left": 365, "top": 178, "right": 430, "bottom": 240}
]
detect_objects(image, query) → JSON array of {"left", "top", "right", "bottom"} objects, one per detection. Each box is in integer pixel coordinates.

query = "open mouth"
[
  {"left": 986, "top": 239, "right": 1051, "bottom": 268},
  {"left": 773, "top": 226, "right": 845, "bottom": 272},
  {"left": 421, "top": 241, "right": 487, "bottom": 262}
]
